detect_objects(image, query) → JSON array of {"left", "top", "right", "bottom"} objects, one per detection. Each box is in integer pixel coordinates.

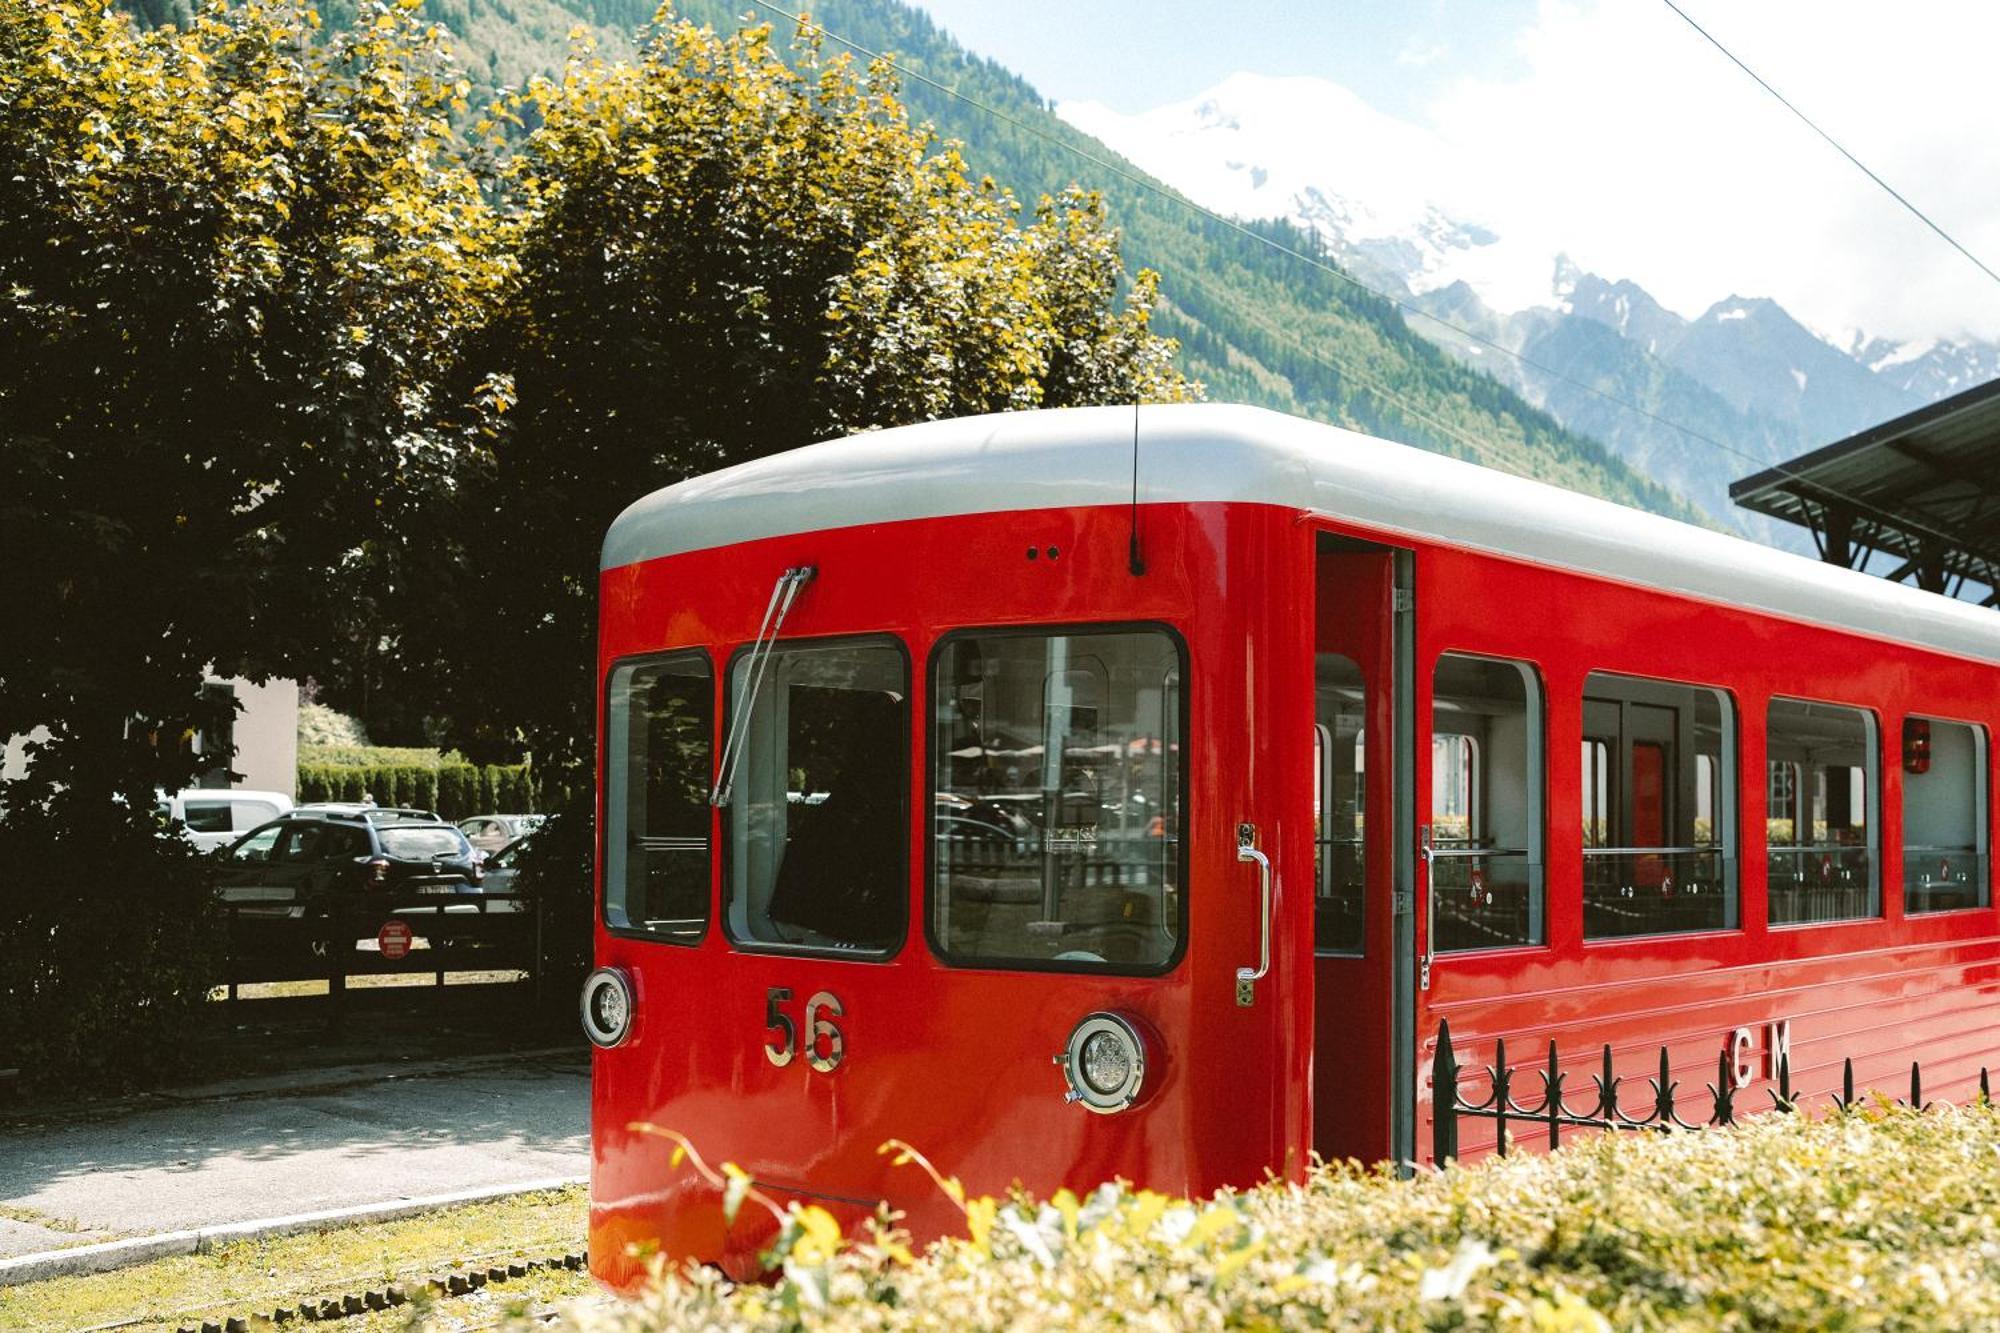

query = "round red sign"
[{"left": 378, "top": 918, "right": 413, "bottom": 961}]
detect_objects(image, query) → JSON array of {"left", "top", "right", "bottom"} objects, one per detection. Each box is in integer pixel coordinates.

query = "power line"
[
  {"left": 734, "top": 0, "right": 1982, "bottom": 560},
  {"left": 1662, "top": 0, "right": 2000, "bottom": 292}
]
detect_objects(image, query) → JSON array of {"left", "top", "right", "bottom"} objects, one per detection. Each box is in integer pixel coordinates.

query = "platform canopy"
[{"left": 1732, "top": 377, "right": 2000, "bottom": 607}]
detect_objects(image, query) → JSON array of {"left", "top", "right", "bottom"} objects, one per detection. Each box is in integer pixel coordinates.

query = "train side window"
[
  {"left": 1430, "top": 654, "right": 1544, "bottom": 952},
  {"left": 604, "top": 651, "right": 713, "bottom": 943},
  {"left": 725, "top": 638, "right": 908, "bottom": 957},
  {"left": 1767, "top": 697, "right": 1879, "bottom": 926},
  {"left": 1580, "top": 674, "right": 1737, "bottom": 940},
  {"left": 1315, "top": 653, "right": 1366, "bottom": 954},
  {"left": 1902, "top": 717, "right": 1989, "bottom": 914},
  {"left": 930, "top": 627, "right": 1182, "bottom": 973}
]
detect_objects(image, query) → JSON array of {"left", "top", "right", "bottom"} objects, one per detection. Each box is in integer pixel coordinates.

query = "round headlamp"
[
  {"left": 580, "top": 967, "right": 634, "bottom": 1048},
  {"left": 1058, "top": 1012, "right": 1150, "bottom": 1114}
]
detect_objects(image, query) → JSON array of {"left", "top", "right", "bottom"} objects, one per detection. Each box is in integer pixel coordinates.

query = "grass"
[
  {"left": 565, "top": 1103, "right": 2000, "bottom": 1331},
  {"left": 0, "top": 1187, "right": 594, "bottom": 1333}
]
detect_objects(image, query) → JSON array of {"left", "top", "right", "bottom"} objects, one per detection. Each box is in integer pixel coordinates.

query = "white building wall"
[{"left": 224, "top": 676, "right": 299, "bottom": 799}]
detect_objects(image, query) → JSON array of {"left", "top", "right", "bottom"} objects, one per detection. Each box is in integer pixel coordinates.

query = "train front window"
[
  {"left": 604, "top": 652, "right": 713, "bottom": 942},
  {"left": 1580, "top": 674, "right": 1737, "bottom": 939},
  {"left": 1902, "top": 717, "right": 1988, "bottom": 914},
  {"left": 1430, "top": 654, "right": 1544, "bottom": 952},
  {"left": 725, "top": 638, "right": 907, "bottom": 956},
  {"left": 1767, "top": 697, "right": 1879, "bottom": 926},
  {"left": 930, "top": 628, "right": 1182, "bottom": 972}
]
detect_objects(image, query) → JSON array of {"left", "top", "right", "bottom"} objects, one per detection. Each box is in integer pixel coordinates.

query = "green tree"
[
  {"left": 405, "top": 10, "right": 1190, "bottom": 778},
  {"left": 0, "top": 0, "right": 508, "bottom": 1084}
]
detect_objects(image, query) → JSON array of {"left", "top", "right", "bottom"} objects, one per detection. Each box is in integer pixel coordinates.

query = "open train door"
[{"left": 1310, "top": 536, "right": 1417, "bottom": 1167}]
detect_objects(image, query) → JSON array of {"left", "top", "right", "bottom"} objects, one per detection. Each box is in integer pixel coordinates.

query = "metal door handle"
[
  {"left": 1419, "top": 822, "right": 1434, "bottom": 991},
  {"left": 1236, "top": 823, "right": 1271, "bottom": 1007}
]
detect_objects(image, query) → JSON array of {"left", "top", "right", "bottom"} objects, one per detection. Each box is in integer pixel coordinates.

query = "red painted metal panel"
[
  {"left": 1311, "top": 548, "right": 1398, "bottom": 1165},
  {"left": 590, "top": 502, "right": 1313, "bottom": 1291}
]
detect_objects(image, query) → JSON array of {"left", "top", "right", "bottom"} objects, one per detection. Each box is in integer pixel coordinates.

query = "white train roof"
[{"left": 603, "top": 403, "right": 2000, "bottom": 666}]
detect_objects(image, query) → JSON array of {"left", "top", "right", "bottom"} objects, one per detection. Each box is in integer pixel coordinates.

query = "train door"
[{"left": 1311, "top": 539, "right": 1415, "bottom": 1165}]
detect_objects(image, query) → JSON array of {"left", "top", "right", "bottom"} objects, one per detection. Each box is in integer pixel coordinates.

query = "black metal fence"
[
  {"left": 1431, "top": 1018, "right": 1995, "bottom": 1162},
  {"left": 220, "top": 892, "right": 547, "bottom": 1018}
]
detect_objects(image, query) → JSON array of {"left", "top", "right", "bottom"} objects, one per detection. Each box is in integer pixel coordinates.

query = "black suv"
[{"left": 216, "top": 808, "right": 483, "bottom": 940}]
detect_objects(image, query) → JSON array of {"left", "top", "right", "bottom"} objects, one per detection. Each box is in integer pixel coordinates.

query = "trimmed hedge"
[
  {"left": 296, "top": 743, "right": 461, "bottom": 768},
  {"left": 295, "top": 760, "right": 539, "bottom": 818},
  {"left": 577, "top": 1103, "right": 2000, "bottom": 1330}
]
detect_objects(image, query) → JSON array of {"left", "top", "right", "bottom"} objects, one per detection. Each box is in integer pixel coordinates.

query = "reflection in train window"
[
  {"left": 1767, "top": 697, "right": 1878, "bottom": 926},
  {"left": 604, "top": 651, "right": 713, "bottom": 942},
  {"left": 1315, "top": 654, "right": 1366, "bottom": 954},
  {"left": 1902, "top": 716, "right": 1989, "bottom": 914},
  {"left": 1580, "top": 674, "right": 1737, "bottom": 939},
  {"left": 931, "top": 628, "right": 1182, "bottom": 972},
  {"left": 1430, "top": 654, "right": 1544, "bottom": 952}
]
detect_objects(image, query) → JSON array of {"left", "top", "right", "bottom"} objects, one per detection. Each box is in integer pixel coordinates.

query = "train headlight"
[
  {"left": 1058, "top": 1012, "right": 1149, "bottom": 1113},
  {"left": 580, "top": 968, "right": 633, "bottom": 1048}
]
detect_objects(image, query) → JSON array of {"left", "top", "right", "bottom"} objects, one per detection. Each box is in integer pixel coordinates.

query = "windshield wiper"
[{"left": 709, "top": 565, "right": 815, "bottom": 808}]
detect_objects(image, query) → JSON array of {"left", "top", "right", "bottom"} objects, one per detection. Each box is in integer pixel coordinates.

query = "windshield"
[
  {"left": 378, "top": 827, "right": 467, "bottom": 860},
  {"left": 725, "top": 638, "right": 907, "bottom": 955},
  {"left": 931, "top": 627, "right": 1182, "bottom": 971}
]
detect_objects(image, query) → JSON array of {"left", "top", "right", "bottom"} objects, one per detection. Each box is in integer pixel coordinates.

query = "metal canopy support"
[{"left": 1732, "top": 376, "right": 2000, "bottom": 608}]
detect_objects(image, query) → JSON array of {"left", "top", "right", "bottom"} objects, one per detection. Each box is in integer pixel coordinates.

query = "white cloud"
[
  {"left": 1396, "top": 40, "right": 1448, "bottom": 69},
  {"left": 1430, "top": 0, "right": 2000, "bottom": 342}
]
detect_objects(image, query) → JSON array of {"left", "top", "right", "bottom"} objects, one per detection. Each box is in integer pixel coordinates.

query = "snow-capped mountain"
[
  {"left": 1849, "top": 334, "right": 2000, "bottom": 401},
  {"left": 1063, "top": 73, "right": 2000, "bottom": 537}
]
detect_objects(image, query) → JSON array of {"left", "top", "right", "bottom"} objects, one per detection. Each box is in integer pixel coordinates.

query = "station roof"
[
  {"left": 605, "top": 403, "right": 2000, "bottom": 665},
  {"left": 1730, "top": 377, "right": 2000, "bottom": 606}
]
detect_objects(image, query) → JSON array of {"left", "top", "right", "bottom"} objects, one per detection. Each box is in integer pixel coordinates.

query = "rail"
[{"left": 1430, "top": 1017, "right": 1994, "bottom": 1162}]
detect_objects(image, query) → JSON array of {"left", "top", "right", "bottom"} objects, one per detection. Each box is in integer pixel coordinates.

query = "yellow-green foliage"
[{"left": 572, "top": 1105, "right": 2000, "bottom": 1331}]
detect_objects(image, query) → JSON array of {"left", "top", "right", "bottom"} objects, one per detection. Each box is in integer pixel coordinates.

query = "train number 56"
[{"left": 763, "top": 987, "right": 845, "bottom": 1073}]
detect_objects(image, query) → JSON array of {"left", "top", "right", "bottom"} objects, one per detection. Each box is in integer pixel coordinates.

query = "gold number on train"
[
  {"left": 804, "top": 991, "right": 845, "bottom": 1073},
  {"left": 763, "top": 986, "right": 844, "bottom": 1073}
]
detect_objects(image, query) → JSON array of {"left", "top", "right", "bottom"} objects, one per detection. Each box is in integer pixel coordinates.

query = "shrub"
[
  {"left": 436, "top": 765, "right": 469, "bottom": 819},
  {"left": 511, "top": 796, "right": 594, "bottom": 1000},
  {"left": 297, "top": 702, "right": 370, "bottom": 748},
  {"left": 295, "top": 758, "right": 531, "bottom": 816},
  {"left": 0, "top": 797, "right": 219, "bottom": 1092},
  {"left": 575, "top": 1104, "right": 2000, "bottom": 1331},
  {"left": 297, "top": 744, "right": 457, "bottom": 768}
]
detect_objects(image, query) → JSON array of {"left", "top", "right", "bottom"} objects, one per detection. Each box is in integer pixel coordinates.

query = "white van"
[{"left": 159, "top": 788, "right": 294, "bottom": 853}]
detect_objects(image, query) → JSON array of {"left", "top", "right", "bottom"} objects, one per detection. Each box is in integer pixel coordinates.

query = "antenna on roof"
[{"left": 1128, "top": 402, "right": 1146, "bottom": 577}]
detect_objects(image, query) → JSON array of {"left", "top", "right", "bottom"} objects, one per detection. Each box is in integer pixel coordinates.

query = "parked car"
[
  {"left": 214, "top": 808, "right": 482, "bottom": 940},
  {"left": 479, "top": 833, "right": 533, "bottom": 901},
  {"left": 158, "top": 788, "right": 293, "bottom": 853},
  {"left": 458, "top": 813, "right": 546, "bottom": 855}
]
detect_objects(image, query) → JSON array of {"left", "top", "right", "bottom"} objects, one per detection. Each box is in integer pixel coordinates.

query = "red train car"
[{"left": 584, "top": 404, "right": 2000, "bottom": 1287}]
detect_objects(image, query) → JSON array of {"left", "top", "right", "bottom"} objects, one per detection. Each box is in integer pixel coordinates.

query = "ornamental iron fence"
[{"left": 1431, "top": 1018, "right": 1994, "bottom": 1162}]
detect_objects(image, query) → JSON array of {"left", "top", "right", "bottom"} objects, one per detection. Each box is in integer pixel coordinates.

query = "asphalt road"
[{"left": 0, "top": 1050, "right": 588, "bottom": 1259}]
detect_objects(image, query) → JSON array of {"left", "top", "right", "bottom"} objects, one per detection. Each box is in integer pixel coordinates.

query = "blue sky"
[{"left": 909, "top": 0, "right": 1537, "bottom": 121}]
